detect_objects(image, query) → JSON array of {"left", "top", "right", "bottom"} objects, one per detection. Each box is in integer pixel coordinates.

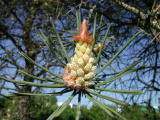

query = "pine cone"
[{"left": 63, "top": 20, "right": 96, "bottom": 89}]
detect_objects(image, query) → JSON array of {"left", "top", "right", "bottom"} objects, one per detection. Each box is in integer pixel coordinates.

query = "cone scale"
[{"left": 63, "top": 20, "right": 96, "bottom": 89}]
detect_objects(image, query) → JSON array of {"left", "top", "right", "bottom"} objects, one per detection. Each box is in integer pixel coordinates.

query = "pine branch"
[{"left": 111, "top": 0, "right": 160, "bottom": 30}]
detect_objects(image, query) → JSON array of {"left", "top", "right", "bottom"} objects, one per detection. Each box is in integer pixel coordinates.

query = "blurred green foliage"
[
  {"left": 121, "top": 105, "right": 160, "bottom": 120},
  {"left": 0, "top": 96, "right": 57, "bottom": 120},
  {"left": 0, "top": 96, "right": 159, "bottom": 120}
]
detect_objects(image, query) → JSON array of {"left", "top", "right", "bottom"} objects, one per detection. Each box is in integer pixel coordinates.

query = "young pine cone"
[{"left": 63, "top": 20, "right": 96, "bottom": 89}]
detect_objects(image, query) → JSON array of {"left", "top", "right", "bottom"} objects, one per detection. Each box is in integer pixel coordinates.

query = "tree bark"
[
  {"left": 18, "top": 6, "right": 39, "bottom": 120},
  {"left": 19, "top": 96, "right": 32, "bottom": 120}
]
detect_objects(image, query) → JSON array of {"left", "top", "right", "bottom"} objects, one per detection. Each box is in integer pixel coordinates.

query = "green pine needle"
[
  {"left": 19, "top": 52, "right": 61, "bottom": 79},
  {"left": 18, "top": 69, "right": 63, "bottom": 84},
  {"left": 96, "top": 30, "right": 144, "bottom": 74},
  {"left": 94, "top": 88, "right": 143, "bottom": 94},
  {"left": 95, "top": 61, "right": 142, "bottom": 87},
  {"left": 47, "top": 92, "right": 75, "bottom": 120},
  {"left": 0, "top": 76, "right": 65, "bottom": 88},
  {"left": 86, "top": 89, "right": 127, "bottom": 105},
  {"left": 95, "top": 23, "right": 112, "bottom": 64},
  {"left": 9, "top": 92, "right": 60, "bottom": 96},
  {"left": 86, "top": 94, "right": 115, "bottom": 118}
]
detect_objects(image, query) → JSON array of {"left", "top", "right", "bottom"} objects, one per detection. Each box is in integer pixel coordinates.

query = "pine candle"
[{"left": 63, "top": 20, "right": 96, "bottom": 89}]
